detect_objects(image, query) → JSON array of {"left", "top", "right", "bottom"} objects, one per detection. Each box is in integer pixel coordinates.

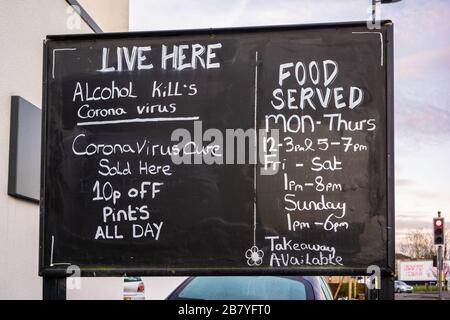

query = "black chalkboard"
[{"left": 40, "top": 21, "right": 394, "bottom": 277}]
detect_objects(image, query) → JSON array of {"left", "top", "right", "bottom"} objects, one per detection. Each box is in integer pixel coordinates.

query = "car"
[
  {"left": 123, "top": 276, "right": 145, "bottom": 300},
  {"left": 395, "top": 280, "right": 413, "bottom": 293},
  {"left": 166, "top": 276, "right": 334, "bottom": 300}
]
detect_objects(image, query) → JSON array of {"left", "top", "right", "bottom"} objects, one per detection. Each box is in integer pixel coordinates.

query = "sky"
[{"left": 129, "top": 0, "right": 450, "bottom": 244}]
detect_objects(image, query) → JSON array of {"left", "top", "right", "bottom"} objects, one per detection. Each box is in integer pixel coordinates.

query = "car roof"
[
  {"left": 167, "top": 275, "right": 325, "bottom": 300},
  {"left": 183, "top": 275, "right": 321, "bottom": 283}
]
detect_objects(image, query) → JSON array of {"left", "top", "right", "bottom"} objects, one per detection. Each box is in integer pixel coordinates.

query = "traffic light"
[{"left": 433, "top": 217, "right": 444, "bottom": 245}]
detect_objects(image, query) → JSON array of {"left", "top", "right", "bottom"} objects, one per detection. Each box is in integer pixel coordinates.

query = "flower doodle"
[{"left": 245, "top": 246, "right": 264, "bottom": 266}]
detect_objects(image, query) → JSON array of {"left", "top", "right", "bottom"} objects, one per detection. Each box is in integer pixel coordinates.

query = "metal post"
[
  {"left": 438, "top": 245, "right": 443, "bottom": 300},
  {"left": 372, "top": 0, "right": 377, "bottom": 25},
  {"left": 379, "top": 275, "right": 394, "bottom": 300},
  {"left": 43, "top": 277, "right": 66, "bottom": 300}
]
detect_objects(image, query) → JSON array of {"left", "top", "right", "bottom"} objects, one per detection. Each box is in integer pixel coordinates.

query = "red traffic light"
[{"left": 433, "top": 217, "right": 445, "bottom": 245}]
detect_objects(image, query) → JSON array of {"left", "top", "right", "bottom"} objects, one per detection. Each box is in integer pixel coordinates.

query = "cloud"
[
  {"left": 395, "top": 94, "right": 450, "bottom": 145},
  {"left": 396, "top": 216, "right": 433, "bottom": 233},
  {"left": 397, "top": 46, "right": 450, "bottom": 78},
  {"left": 395, "top": 178, "right": 415, "bottom": 187},
  {"left": 130, "top": 0, "right": 370, "bottom": 31},
  {"left": 409, "top": 189, "right": 449, "bottom": 200},
  {"left": 382, "top": 0, "right": 450, "bottom": 56}
]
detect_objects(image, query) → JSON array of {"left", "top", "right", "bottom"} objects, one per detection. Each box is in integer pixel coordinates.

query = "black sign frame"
[{"left": 39, "top": 21, "right": 394, "bottom": 277}]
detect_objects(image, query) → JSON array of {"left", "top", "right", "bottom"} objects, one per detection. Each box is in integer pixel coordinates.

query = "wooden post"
[
  {"left": 333, "top": 276, "right": 343, "bottom": 300},
  {"left": 348, "top": 278, "right": 352, "bottom": 299}
]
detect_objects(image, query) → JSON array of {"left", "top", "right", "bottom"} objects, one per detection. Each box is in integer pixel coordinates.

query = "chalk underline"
[{"left": 77, "top": 116, "right": 200, "bottom": 126}]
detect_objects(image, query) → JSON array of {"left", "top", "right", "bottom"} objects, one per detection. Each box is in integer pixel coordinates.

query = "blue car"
[{"left": 167, "top": 276, "right": 334, "bottom": 300}]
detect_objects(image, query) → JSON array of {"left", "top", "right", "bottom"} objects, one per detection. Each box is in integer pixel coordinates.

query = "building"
[{"left": 0, "top": 0, "right": 128, "bottom": 300}]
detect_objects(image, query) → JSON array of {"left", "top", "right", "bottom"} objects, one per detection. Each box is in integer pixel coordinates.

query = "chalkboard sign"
[{"left": 40, "top": 22, "right": 394, "bottom": 276}]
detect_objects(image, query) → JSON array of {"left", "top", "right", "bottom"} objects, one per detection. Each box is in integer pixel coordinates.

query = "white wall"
[
  {"left": 67, "top": 278, "right": 124, "bottom": 300},
  {"left": 143, "top": 277, "right": 187, "bottom": 300},
  {"left": 0, "top": 0, "right": 92, "bottom": 300}
]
